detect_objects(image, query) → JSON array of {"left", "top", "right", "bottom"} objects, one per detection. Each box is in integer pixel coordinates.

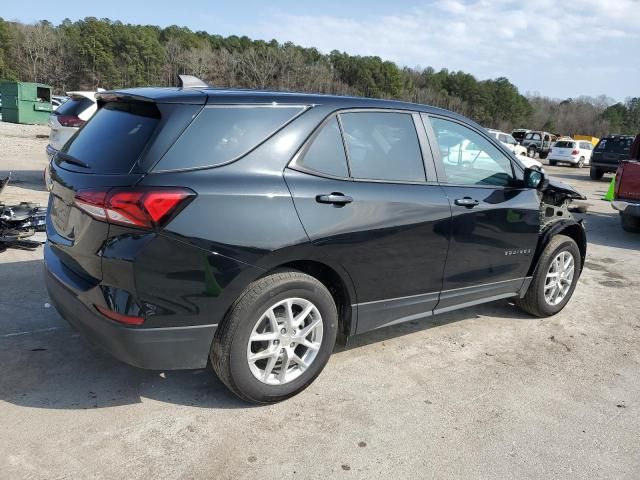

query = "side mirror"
[{"left": 524, "top": 167, "right": 547, "bottom": 189}]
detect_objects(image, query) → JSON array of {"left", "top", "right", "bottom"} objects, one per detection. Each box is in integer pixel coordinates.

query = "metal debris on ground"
[{"left": 0, "top": 173, "right": 47, "bottom": 251}]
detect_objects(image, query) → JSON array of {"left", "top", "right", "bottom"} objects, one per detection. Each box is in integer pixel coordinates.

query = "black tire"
[
  {"left": 590, "top": 166, "right": 604, "bottom": 180},
  {"left": 516, "top": 235, "right": 581, "bottom": 317},
  {"left": 621, "top": 213, "right": 640, "bottom": 233},
  {"left": 549, "top": 160, "right": 557, "bottom": 166},
  {"left": 575, "top": 157, "right": 585, "bottom": 168},
  {"left": 527, "top": 147, "right": 536, "bottom": 158},
  {"left": 539, "top": 151, "right": 548, "bottom": 160},
  {"left": 211, "top": 271, "right": 338, "bottom": 403}
]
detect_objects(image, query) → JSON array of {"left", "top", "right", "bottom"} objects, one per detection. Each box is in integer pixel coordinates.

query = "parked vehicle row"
[
  {"left": 44, "top": 78, "right": 587, "bottom": 403},
  {"left": 486, "top": 129, "right": 542, "bottom": 169}
]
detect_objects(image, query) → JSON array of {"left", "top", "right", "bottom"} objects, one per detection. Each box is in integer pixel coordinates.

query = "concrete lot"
[{"left": 1, "top": 123, "right": 638, "bottom": 479}]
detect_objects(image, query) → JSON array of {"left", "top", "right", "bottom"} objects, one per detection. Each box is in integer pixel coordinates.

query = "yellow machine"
[{"left": 574, "top": 135, "right": 600, "bottom": 146}]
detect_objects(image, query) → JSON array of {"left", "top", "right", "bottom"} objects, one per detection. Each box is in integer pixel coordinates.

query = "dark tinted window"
[
  {"left": 156, "top": 106, "right": 304, "bottom": 171},
  {"left": 298, "top": 117, "right": 348, "bottom": 177},
  {"left": 555, "top": 141, "right": 576, "bottom": 148},
  {"left": 526, "top": 132, "right": 541, "bottom": 141},
  {"left": 595, "top": 137, "right": 633, "bottom": 153},
  {"left": 55, "top": 96, "right": 94, "bottom": 116},
  {"left": 429, "top": 117, "right": 514, "bottom": 186},
  {"left": 340, "top": 112, "right": 425, "bottom": 182},
  {"left": 61, "top": 102, "right": 159, "bottom": 174}
]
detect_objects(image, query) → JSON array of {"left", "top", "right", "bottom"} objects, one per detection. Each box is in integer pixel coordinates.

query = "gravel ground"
[{"left": 0, "top": 124, "right": 638, "bottom": 479}]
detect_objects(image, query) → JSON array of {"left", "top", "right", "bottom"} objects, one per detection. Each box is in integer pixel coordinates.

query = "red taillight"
[
  {"left": 74, "top": 187, "right": 194, "bottom": 229},
  {"left": 571, "top": 149, "right": 580, "bottom": 156},
  {"left": 95, "top": 305, "right": 144, "bottom": 325},
  {"left": 615, "top": 165, "right": 624, "bottom": 198},
  {"left": 57, "top": 115, "right": 86, "bottom": 128}
]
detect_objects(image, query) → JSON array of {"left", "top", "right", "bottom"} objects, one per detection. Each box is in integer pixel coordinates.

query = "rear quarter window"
[{"left": 154, "top": 106, "right": 305, "bottom": 171}]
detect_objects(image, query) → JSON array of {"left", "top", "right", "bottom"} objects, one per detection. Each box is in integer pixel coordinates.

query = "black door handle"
[
  {"left": 316, "top": 193, "right": 353, "bottom": 205},
  {"left": 454, "top": 197, "right": 480, "bottom": 208}
]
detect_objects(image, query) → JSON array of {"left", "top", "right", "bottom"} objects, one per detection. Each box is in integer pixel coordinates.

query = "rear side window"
[
  {"left": 298, "top": 117, "right": 348, "bottom": 177},
  {"left": 61, "top": 102, "right": 159, "bottom": 174},
  {"left": 155, "top": 106, "right": 305, "bottom": 171},
  {"left": 526, "top": 133, "right": 541, "bottom": 141},
  {"left": 340, "top": 112, "right": 425, "bottom": 182},
  {"left": 55, "top": 96, "right": 94, "bottom": 116}
]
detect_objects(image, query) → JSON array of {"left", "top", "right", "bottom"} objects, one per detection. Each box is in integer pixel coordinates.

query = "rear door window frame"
[{"left": 288, "top": 108, "right": 438, "bottom": 185}]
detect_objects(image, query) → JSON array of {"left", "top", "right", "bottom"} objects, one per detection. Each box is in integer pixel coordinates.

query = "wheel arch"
[
  {"left": 527, "top": 219, "right": 587, "bottom": 277},
  {"left": 259, "top": 259, "right": 357, "bottom": 342}
]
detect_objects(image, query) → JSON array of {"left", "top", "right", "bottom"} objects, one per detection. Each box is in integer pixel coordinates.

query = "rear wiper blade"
[{"left": 57, "top": 152, "right": 90, "bottom": 169}]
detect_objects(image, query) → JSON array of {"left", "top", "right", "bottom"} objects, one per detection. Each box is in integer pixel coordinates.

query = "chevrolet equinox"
[{"left": 45, "top": 76, "right": 587, "bottom": 403}]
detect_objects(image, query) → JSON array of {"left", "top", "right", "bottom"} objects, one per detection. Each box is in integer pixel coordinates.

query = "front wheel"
[
  {"left": 211, "top": 271, "right": 338, "bottom": 403},
  {"left": 516, "top": 235, "right": 581, "bottom": 317}
]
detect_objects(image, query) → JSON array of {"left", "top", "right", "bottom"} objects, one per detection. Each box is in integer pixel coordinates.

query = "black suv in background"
[
  {"left": 45, "top": 79, "right": 587, "bottom": 403},
  {"left": 590, "top": 135, "right": 635, "bottom": 179}
]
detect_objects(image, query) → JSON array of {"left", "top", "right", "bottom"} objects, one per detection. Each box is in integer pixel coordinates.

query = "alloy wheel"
[
  {"left": 544, "top": 251, "right": 575, "bottom": 306},
  {"left": 246, "top": 298, "right": 323, "bottom": 385}
]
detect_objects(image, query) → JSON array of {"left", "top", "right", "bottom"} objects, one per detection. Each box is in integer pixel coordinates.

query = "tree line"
[{"left": 1, "top": 17, "right": 638, "bottom": 137}]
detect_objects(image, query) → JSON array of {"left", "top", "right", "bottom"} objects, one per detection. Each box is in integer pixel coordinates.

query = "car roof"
[
  {"left": 99, "top": 86, "right": 472, "bottom": 122},
  {"left": 66, "top": 91, "right": 98, "bottom": 101}
]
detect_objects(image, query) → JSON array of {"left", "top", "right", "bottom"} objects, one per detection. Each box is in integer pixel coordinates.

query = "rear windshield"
[
  {"left": 60, "top": 102, "right": 160, "bottom": 174},
  {"left": 55, "top": 96, "right": 94, "bottom": 116},
  {"left": 595, "top": 137, "right": 633, "bottom": 153},
  {"left": 555, "top": 141, "right": 576, "bottom": 148},
  {"left": 153, "top": 106, "right": 305, "bottom": 171}
]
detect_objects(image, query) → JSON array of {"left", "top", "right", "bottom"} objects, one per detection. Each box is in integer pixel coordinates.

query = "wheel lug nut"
[
  {"left": 274, "top": 340, "right": 279, "bottom": 345},
  {"left": 280, "top": 328, "right": 286, "bottom": 334},
  {"left": 290, "top": 343, "right": 295, "bottom": 348}
]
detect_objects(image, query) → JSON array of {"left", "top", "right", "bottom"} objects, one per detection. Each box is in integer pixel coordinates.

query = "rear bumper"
[
  {"left": 612, "top": 199, "right": 640, "bottom": 217},
  {"left": 549, "top": 156, "right": 580, "bottom": 164},
  {"left": 591, "top": 162, "right": 618, "bottom": 172},
  {"left": 44, "top": 246, "right": 216, "bottom": 370}
]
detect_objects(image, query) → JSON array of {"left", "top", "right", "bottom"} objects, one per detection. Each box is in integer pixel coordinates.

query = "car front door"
[
  {"left": 423, "top": 114, "right": 540, "bottom": 313},
  {"left": 285, "top": 110, "right": 452, "bottom": 333}
]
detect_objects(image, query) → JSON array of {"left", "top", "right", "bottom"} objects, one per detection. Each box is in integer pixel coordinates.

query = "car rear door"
[
  {"left": 285, "top": 110, "right": 451, "bottom": 333},
  {"left": 423, "top": 114, "right": 540, "bottom": 313}
]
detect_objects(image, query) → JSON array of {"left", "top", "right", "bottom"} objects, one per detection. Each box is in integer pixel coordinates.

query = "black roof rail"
[{"left": 177, "top": 75, "right": 209, "bottom": 89}]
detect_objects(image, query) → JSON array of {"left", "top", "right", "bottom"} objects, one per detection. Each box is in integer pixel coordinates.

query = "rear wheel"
[
  {"left": 621, "top": 213, "right": 640, "bottom": 233},
  {"left": 516, "top": 235, "right": 581, "bottom": 317},
  {"left": 549, "top": 160, "right": 557, "bottom": 166},
  {"left": 575, "top": 157, "right": 585, "bottom": 168},
  {"left": 590, "top": 166, "right": 604, "bottom": 180},
  {"left": 539, "top": 152, "right": 548, "bottom": 160},
  {"left": 527, "top": 147, "right": 537, "bottom": 158},
  {"left": 211, "top": 271, "right": 338, "bottom": 403}
]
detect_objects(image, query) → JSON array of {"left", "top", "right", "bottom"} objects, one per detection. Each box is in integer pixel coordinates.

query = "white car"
[
  {"left": 487, "top": 129, "right": 542, "bottom": 169},
  {"left": 51, "top": 95, "right": 69, "bottom": 111},
  {"left": 548, "top": 140, "right": 593, "bottom": 168},
  {"left": 47, "top": 91, "right": 100, "bottom": 160}
]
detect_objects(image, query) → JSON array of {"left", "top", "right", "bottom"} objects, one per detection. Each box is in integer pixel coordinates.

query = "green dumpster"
[{"left": 0, "top": 81, "right": 53, "bottom": 125}]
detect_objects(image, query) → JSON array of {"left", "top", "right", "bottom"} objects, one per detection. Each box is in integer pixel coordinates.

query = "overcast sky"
[{"left": 3, "top": 0, "right": 638, "bottom": 100}]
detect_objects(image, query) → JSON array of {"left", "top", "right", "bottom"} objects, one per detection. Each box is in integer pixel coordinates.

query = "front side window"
[
  {"left": 429, "top": 117, "right": 514, "bottom": 187},
  {"left": 297, "top": 117, "right": 349, "bottom": 177},
  {"left": 339, "top": 112, "right": 425, "bottom": 182},
  {"left": 155, "top": 106, "right": 305, "bottom": 171}
]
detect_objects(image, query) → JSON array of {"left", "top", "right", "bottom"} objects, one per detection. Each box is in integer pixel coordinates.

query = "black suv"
[
  {"left": 590, "top": 135, "right": 635, "bottom": 180},
  {"left": 45, "top": 80, "right": 587, "bottom": 403}
]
